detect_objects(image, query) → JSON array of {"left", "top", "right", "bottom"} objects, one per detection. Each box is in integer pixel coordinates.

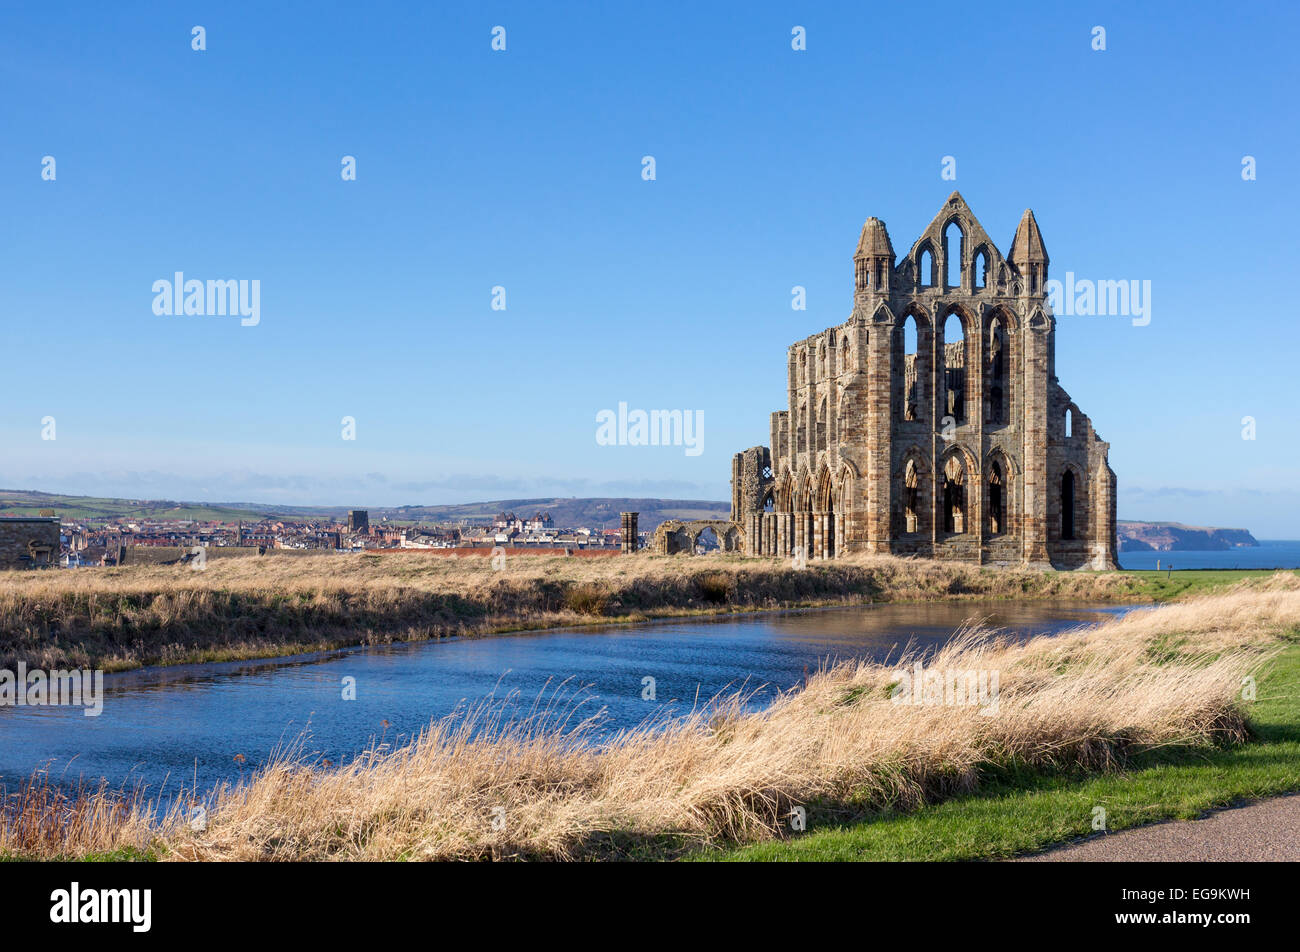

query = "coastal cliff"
[{"left": 1119, "top": 521, "right": 1259, "bottom": 552}]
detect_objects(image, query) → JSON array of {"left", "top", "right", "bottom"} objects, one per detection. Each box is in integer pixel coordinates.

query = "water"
[
  {"left": 0, "top": 601, "right": 1135, "bottom": 800},
  {"left": 1118, "top": 539, "right": 1300, "bottom": 571}
]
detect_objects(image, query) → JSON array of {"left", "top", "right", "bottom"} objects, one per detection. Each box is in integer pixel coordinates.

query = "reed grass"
[{"left": 0, "top": 551, "right": 1157, "bottom": 672}]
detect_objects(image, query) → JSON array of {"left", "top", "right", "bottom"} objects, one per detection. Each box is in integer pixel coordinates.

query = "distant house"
[{"left": 524, "top": 512, "right": 554, "bottom": 532}]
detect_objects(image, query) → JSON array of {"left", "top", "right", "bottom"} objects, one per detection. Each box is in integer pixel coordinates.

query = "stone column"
[
  {"left": 865, "top": 312, "right": 894, "bottom": 552},
  {"left": 1021, "top": 310, "right": 1052, "bottom": 566},
  {"left": 619, "top": 512, "right": 639, "bottom": 553}
]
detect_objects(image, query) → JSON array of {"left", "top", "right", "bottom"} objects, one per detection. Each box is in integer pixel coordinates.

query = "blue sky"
[{"left": 2, "top": 1, "right": 1298, "bottom": 534}]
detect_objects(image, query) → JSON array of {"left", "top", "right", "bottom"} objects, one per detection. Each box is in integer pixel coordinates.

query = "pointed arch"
[
  {"left": 984, "top": 447, "right": 1018, "bottom": 538},
  {"left": 894, "top": 301, "right": 932, "bottom": 425},
  {"left": 894, "top": 445, "right": 931, "bottom": 538},
  {"left": 835, "top": 461, "right": 857, "bottom": 556},
  {"left": 943, "top": 218, "right": 965, "bottom": 289},
  {"left": 774, "top": 470, "right": 795, "bottom": 512},
  {"left": 939, "top": 304, "right": 974, "bottom": 426},
  {"left": 984, "top": 306, "right": 1016, "bottom": 426},
  {"left": 971, "top": 244, "right": 991, "bottom": 290},
  {"left": 815, "top": 465, "right": 836, "bottom": 512},
  {"left": 939, "top": 443, "right": 978, "bottom": 536},
  {"left": 1058, "top": 462, "right": 1087, "bottom": 542},
  {"left": 916, "top": 241, "right": 937, "bottom": 288}
]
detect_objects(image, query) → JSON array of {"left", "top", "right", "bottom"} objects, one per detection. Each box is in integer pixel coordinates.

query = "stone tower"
[{"left": 733, "top": 192, "right": 1117, "bottom": 570}]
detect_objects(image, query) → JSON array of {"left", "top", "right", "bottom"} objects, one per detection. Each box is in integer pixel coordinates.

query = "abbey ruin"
[{"left": 730, "top": 192, "right": 1118, "bottom": 570}]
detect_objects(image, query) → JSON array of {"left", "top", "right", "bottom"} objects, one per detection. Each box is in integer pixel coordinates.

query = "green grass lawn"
[
  {"left": 705, "top": 636, "right": 1300, "bottom": 862},
  {"left": 1122, "top": 568, "right": 1299, "bottom": 601}
]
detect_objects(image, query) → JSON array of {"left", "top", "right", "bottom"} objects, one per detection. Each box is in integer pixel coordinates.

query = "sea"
[{"left": 1117, "top": 539, "right": 1300, "bottom": 571}]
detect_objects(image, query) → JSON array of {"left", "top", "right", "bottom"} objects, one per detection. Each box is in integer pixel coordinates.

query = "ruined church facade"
[{"left": 732, "top": 192, "right": 1117, "bottom": 570}]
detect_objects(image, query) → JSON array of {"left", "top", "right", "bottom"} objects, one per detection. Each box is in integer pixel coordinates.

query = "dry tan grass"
[
  {"left": 0, "top": 551, "right": 1153, "bottom": 671},
  {"left": 6, "top": 574, "right": 1294, "bottom": 861}
]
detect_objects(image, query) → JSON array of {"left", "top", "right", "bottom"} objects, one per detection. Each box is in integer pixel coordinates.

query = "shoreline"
[
  {"left": 98, "top": 595, "right": 1143, "bottom": 687},
  {"left": 0, "top": 553, "right": 1290, "bottom": 673}
]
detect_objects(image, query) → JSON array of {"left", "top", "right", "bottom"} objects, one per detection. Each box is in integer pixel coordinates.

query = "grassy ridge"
[{"left": 0, "top": 552, "right": 1199, "bottom": 672}]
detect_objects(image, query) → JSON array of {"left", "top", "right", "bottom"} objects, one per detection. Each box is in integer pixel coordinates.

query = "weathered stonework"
[
  {"left": 0, "top": 517, "right": 61, "bottom": 570},
  {"left": 732, "top": 193, "right": 1118, "bottom": 570},
  {"left": 620, "top": 512, "right": 639, "bottom": 553},
  {"left": 652, "top": 519, "right": 744, "bottom": 555}
]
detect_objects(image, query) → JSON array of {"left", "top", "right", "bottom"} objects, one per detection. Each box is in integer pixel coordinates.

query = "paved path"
[{"left": 1016, "top": 793, "right": 1300, "bottom": 861}]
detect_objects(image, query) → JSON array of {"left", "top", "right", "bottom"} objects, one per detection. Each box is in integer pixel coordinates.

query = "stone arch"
[
  {"left": 984, "top": 447, "right": 1018, "bottom": 537},
  {"left": 815, "top": 465, "right": 836, "bottom": 511},
  {"left": 916, "top": 241, "right": 937, "bottom": 287},
  {"left": 654, "top": 519, "right": 745, "bottom": 555},
  {"left": 984, "top": 305, "right": 1016, "bottom": 426},
  {"left": 816, "top": 465, "right": 837, "bottom": 559},
  {"left": 1058, "top": 461, "right": 1087, "bottom": 541},
  {"left": 942, "top": 217, "right": 965, "bottom": 289},
  {"left": 693, "top": 525, "right": 720, "bottom": 553},
  {"left": 971, "top": 243, "right": 992, "bottom": 289},
  {"left": 795, "top": 466, "right": 813, "bottom": 505},
  {"left": 939, "top": 303, "right": 975, "bottom": 426},
  {"left": 775, "top": 470, "right": 795, "bottom": 512},
  {"left": 895, "top": 445, "right": 931, "bottom": 537},
  {"left": 835, "top": 461, "right": 858, "bottom": 553},
  {"left": 894, "top": 302, "right": 932, "bottom": 425},
  {"left": 939, "top": 443, "right": 978, "bottom": 535},
  {"left": 1063, "top": 402, "right": 1082, "bottom": 440}
]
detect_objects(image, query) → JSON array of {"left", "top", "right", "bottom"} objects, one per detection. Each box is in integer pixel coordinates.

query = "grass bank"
[
  {"left": 3, "top": 574, "right": 1297, "bottom": 861},
  {"left": 3, "top": 552, "right": 1281, "bottom": 672},
  {"left": 713, "top": 631, "right": 1300, "bottom": 860}
]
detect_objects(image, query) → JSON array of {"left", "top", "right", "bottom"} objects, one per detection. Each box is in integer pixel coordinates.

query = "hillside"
[
  {"left": 1118, "top": 521, "right": 1259, "bottom": 552},
  {"left": 0, "top": 490, "right": 267, "bottom": 525},
  {"left": 0, "top": 490, "right": 728, "bottom": 530}
]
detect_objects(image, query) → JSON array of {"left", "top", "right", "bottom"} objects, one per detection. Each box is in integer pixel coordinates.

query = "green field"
[
  {"left": 1123, "top": 568, "right": 1298, "bottom": 601},
  {"left": 708, "top": 634, "right": 1300, "bottom": 861},
  {"left": 0, "top": 490, "right": 266, "bottom": 526}
]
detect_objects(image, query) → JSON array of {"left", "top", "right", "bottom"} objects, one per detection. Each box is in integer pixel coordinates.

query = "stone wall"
[{"left": 0, "top": 517, "right": 61, "bottom": 570}]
